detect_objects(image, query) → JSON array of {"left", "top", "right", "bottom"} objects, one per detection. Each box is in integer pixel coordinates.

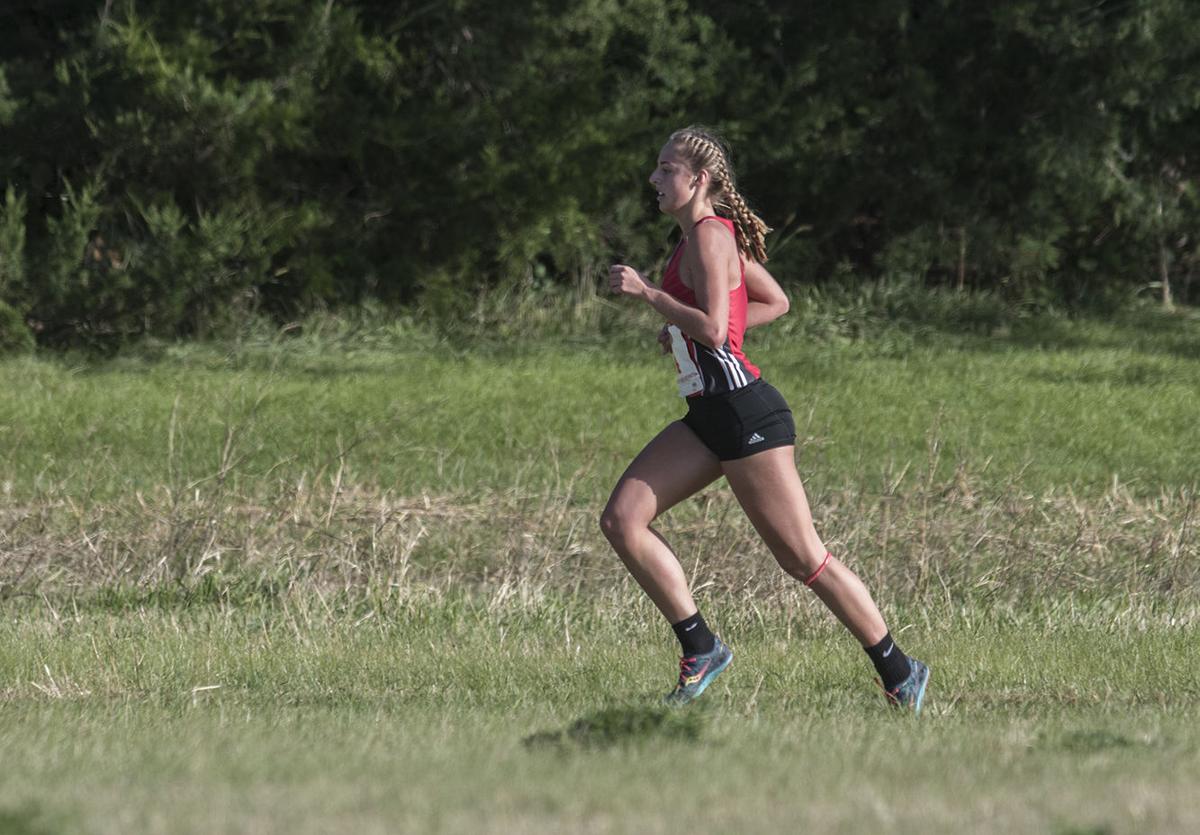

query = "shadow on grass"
[
  {"left": 1024, "top": 361, "right": 1178, "bottom": 387},
  {"left": 1053, "top": 729, "right": 1135, "bottom": 753},
  {"left": 949, "top": 307, "right": 1200, "bottom": 360},
  {"left": 523, "top": 704, "right": 706, "bottom": 752},
  {"left": 76, "top": 575, "right": 287, "bottom": 614},
  {"left": 1033, "top": 727, "right": 1171, "bottom": 758},
  {"left": 0, "top": 803, "right": 65, "bottom": 835}
]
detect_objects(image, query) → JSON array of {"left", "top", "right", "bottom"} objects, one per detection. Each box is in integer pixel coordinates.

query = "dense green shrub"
[
  {"left": 0, "top": 1, "right": 1197, "bottom": 347},
  {"left": 0, "top": 300, "right": 33, "bottom": 354},
  {"left": 0, "top": 186, "right": 25, "bottom": 299}
]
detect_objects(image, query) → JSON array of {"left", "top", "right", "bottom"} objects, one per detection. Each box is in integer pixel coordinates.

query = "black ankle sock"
[
  {"left": 864, "top": 632, "right": 912, "bottom": 691},
  {"left": 671, "top": 612, "right": 716, "bottom": 656}
]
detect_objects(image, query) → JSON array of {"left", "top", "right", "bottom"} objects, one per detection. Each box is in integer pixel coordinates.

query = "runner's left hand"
[{"left": 657, "top": 325, "right": 671, "bottom": 354}]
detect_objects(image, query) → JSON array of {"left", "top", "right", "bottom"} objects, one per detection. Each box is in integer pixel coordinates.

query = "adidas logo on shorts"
[{"left": 747, "top": 432, "right": 765, "bottom": 444}]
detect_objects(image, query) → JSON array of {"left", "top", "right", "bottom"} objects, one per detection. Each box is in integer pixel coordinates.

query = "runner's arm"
[
  {"left": 609, "top": 223, "right": 733, "bottom": 348},
  {"left": 744, "top": 260, "right": 789, "bottom": 329}
]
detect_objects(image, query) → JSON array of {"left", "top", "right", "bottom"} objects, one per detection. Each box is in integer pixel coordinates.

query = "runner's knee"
[
  {"left": 599, "top": 498, "right": 649, "bottom": 547},
  {"left": 772, "top": 542, "right": 828, "bottom": 581}
]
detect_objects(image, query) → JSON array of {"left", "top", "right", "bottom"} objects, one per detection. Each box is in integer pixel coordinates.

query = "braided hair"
[{"left": 668, "top": 126, "right": 771, "bottom": 263}]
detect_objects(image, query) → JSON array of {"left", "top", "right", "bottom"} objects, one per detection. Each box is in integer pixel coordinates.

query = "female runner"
[{"left": 602, "top": 126, "right": 929, "bottom": 712}]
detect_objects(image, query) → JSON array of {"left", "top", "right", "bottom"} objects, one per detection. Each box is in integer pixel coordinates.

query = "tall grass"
[
  {"left": 4, "top": 462, "right": 1199, "bottom": 619},
  {"left": 2, "top": 288, "right": 1198, "bottom": 611}
]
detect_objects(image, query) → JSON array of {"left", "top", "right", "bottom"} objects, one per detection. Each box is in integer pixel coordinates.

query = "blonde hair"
[{"left": 668, "top": 126, "right": 771, "bottom": 263}]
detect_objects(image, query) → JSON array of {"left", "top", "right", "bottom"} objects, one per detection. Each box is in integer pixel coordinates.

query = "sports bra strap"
[{"left": 689, "top": 215, "right": 732, "bottom": 235}]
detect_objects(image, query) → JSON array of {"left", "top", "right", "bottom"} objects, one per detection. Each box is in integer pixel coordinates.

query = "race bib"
[{"left": 668, "top": 325, "right": 703, "bottom": 397}]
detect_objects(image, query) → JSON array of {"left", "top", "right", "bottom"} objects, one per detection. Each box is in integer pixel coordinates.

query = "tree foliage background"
[{"left": 1, "top": 0, "right": 1199, "bottom": 347}]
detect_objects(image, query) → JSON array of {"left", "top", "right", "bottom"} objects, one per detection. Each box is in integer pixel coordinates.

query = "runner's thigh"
[{"left": 605, "top": 421, "right": 723, "bottom": 525}]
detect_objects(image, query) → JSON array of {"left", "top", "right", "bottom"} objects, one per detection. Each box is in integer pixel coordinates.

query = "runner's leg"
[
  {"left": 721, "top": 445, "right": 888, "bottom": 646},
  {"left": 600, "top": 421, "right": 723, "bottom": 622}
]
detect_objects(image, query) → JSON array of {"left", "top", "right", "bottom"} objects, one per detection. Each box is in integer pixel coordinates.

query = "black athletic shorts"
[{"left": 681, "top": 378, "right": 797, "bottom": 461}]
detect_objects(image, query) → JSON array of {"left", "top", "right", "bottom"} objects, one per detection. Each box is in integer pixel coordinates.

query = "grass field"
[
  {"left": 3, "top": 597, "right": 1199, "bottom": 834},
  {"left": 2, "top": 302, "right": 1199, "bottom": 833}
]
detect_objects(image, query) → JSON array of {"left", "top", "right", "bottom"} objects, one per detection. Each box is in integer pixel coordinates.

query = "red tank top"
[{"left": 661, "top": 216, "right": 761, "bottom": 398}]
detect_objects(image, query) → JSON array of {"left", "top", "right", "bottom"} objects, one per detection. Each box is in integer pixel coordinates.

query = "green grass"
[
  {"left": 2, "top": 306, "right": 1199, "bottom": 502},
  {"left": 2, "top": 302, "right": 1200, "bottom": 832},
  {"left": 2, "top": 597, "right": 1199, "bottom": 834}
]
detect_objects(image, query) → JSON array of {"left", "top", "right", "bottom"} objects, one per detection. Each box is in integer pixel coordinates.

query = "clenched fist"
[{"left": 608, "top": 264, "right": 649, "bottom": 298}]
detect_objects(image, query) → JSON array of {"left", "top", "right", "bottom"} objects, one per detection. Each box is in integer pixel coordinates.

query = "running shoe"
[
  {"left": 663, "top": 637, "right": 733, "bottom": 705},
  {"left": 882, "top": 658, "right": 930, "bottom": 715}
]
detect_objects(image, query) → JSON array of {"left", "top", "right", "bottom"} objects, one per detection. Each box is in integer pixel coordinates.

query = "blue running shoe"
[
  {"left": 882, "top": 658, "right": 930, "bottom": 715},
  {"left": 664, "top": 637, "right": 733, "bottom": 705}
]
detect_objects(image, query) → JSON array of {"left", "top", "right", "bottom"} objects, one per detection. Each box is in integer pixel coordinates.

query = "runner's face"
[{"left": 648, "top": 143, "right": 697, "bottom": 214}]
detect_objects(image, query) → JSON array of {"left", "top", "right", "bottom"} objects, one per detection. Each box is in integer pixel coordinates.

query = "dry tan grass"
[{"left": 3, "top": 459, "right": 1197, "bottom": 619}]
